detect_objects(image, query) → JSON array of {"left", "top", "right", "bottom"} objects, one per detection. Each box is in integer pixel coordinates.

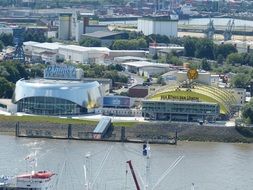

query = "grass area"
[
  {"left": 0, "top": 115, "right": 97, "bottom": 125},
  {"left": 0, "top": 115, "right": 141, "bottom": 127},
  {"left": 113, "top": 121, "right": 139, "bottom": 127}
]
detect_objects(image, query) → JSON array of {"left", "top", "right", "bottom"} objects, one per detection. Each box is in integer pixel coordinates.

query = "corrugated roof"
[{"left": 93, "top": 117, "right": 111, "bottom": 134}]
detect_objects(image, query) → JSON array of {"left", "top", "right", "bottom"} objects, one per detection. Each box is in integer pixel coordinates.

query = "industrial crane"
[
  {"left": 204, "top": 17, "right": 215, "bottom": 40},
  {"left": 223, "top": 19, "right": 234, "bottom": 41},
  {"left": 126, "top": 160, "right": 141, "bottom": 190}
]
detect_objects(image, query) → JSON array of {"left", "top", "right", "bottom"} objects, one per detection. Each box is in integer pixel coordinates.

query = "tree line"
[{"left": 0, "top": 61, "right": 46, "bottom": 98}]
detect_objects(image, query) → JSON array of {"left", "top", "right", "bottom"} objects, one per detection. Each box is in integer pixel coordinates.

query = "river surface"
[
  {"left": 0, "top": 135, "right": 253, "bottom": 190},
  {"left": 100, "top": 18, "right": 253, "bottom": 27}
]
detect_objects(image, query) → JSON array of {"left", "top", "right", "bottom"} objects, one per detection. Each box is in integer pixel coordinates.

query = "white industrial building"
[
  {"left": 23, "top": 41, "right": 62, "bottom": 64},
  {"left": 23, "top": 41, "right": 110, "bottom": 64},
  {"left": 120, "top": 61, "right": 171, "bottom": 77},
  {"left": 137, "top": 15, "right": 178, "bottom": 37},
  {"left": 59, "top": 45, "right": 110, "bottom": 64}
]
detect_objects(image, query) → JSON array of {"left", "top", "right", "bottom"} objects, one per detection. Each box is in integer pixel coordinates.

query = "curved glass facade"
[
  {"left": 17, "top": 97, "right": 87, "bottom": 115},
  {"left": 13, "top": 79, "right": 102, "bottom": 115}
]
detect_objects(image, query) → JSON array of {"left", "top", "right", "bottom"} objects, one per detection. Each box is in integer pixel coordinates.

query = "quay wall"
[{"left": 0, "top": 120, "right": 253, "bottom": 143}]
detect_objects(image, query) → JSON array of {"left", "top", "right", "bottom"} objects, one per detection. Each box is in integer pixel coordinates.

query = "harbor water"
[
  {"left": 0, "top": 135, "right": 253, "bottom": 190},
  {"left": 100, "top": 18, "right": 253, "bottom": 27}
]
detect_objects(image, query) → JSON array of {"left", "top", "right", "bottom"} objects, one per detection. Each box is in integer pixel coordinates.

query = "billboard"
[{"left": 103, "top": 96, "right": 131, "bottom": 108}]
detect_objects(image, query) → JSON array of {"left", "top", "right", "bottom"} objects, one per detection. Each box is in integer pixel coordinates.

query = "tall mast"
[
  {"left": 84, "top": 152, "right": 91, "bottom": 190},
  {"left": 126, "top": 160, "right": 141, "bottom": 190},
  {"left": 145, "top": 142, "right": 151, "bottom": 190}
]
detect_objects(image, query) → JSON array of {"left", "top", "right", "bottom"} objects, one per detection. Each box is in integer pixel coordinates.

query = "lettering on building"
[
  {"left": 161, "top": 95, "right": 200, "bottom": 101},
  {"left": 44, "top": 65, "right": 77, "bottom": 80}
]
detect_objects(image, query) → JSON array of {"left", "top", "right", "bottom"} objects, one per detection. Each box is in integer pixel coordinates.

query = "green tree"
[
  {"left": 195, "top": 39, "right": 214, "bottom": 59},
  {"left": 183, "top": 37, "right": 196, "bottom": 57},
  {"left": 226, "top": 53, "right": 243, "bottom": 65},
  {"left": 167, "top": 55, "right": 183, "bottom": 66},
  {"left": 0, "top": 40, "right": 4, "bottom": 51},
  {"left": 79, "top": 37, "right": 101, "bottom": 47},
  {"left": 24, "top": 29, "right": 47, "bottom": 43},
  {"left": 152, "top": 53, "right": 158, "bottom": 60},
  {"left": 241, "top": 99, "right": 253, "bottom": 124},
  {"left": 201, "top": 58, "right": 211, "bottom": 71},
  {"left": 231, "top": 73, "right": 250, "bottom": 88},
  {"left": 111, "top": 38, "right": 147, "bottom": 50},
  {"left": 29, "top": 64, "right": 45, "bottom": 78},
  {"left": 217, "top": 54, "right": 224, "bottom": 65},
  {"left": 0, "top": 77, "right": 14, "bottom": 98},
  {"left": 0, "top": 33, "right": 13, "bottom": 46},
  {"left": 214, "top": 44, "right": 237, "bottom": 59}
]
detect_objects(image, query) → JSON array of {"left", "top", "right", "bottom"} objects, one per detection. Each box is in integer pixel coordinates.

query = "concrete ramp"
[{"left": 93, "top": 117, "right": 111, "bottom": 139}]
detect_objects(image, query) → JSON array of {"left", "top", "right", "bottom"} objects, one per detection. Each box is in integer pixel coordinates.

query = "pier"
[{"left": 14, "top": 121, "right": 177, "bottom": 145}]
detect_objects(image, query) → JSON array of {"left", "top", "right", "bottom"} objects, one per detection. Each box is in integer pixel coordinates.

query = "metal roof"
[
  {"left": 121, "top": 61, "right": 171, "bottom": 68},
  {"left": 59, "top": 45, "right": 110, "bottom": 53},
  {"left": 83, "top": 31, "right": 124, "bottom": 39},
  {"left": 93, "top": 117, "right": 111, "bottom": 134}
]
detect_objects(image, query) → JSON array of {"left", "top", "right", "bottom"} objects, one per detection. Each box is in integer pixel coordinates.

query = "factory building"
[
  {"left": 58, "top": 45, "right": 110, "bottom": 64},
  {"left": 23, "top": 41, "right": 62, "bottom": 64},
  {"left": 23, "top": 41, "right": 110, "bottom": 64},
  {"left": 120, "top": 61, "right": 171, "bottom": 77},
  {"left": 137, "top": 15, "right": 178, "bottom": 37}
]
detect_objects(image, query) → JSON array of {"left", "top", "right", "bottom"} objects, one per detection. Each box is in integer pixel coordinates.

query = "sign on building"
[{"left": 44, "top": 65, "right": 83, "bottom": 80}]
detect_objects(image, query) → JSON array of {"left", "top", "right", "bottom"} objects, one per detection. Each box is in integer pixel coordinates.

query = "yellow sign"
[{"left": 187, "top": 69, "right": 198, "bottom": 80}]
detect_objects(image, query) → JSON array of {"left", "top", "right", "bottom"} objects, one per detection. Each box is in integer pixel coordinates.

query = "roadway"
[{"left": 114, "top": 71, "right": 144, "bottom": 94}]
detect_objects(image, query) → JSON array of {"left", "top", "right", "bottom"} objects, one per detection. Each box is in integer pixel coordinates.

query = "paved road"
[{"left": 114, "top": 71, "right": 144, "bottom": 94}]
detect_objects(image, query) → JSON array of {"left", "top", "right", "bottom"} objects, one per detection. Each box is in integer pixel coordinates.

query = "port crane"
[
  {"left": 224, "top": 19, "right": 234, "bottom": 41},
  {"left": 204, "top": 17, "right": 215, "bottom": 40}
]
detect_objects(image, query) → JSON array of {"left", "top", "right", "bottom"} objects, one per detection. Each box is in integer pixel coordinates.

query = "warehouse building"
[
  {"left": 120, "top": 61, "right": 171, "bottom": 77},
  {"left": 58, "top": 45, "right": 110, "bottom": 64},
  {"left": 23, "top": 41, "right": 110, "bottom": 64}
]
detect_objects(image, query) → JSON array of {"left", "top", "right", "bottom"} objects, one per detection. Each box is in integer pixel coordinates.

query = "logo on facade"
[
  {"left": 187, "top": 69, "right": 198, "bottom": 80},
  {"left": 44, "top": 65, "right": 77, "bottom": 80}
]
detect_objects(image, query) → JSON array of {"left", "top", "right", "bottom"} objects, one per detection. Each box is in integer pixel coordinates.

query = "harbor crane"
[
  {"left": 224, "top": 19, "right": 234, "bottom": 41},
  {"left": 204, "top": 18, "right": 215, "bottom": 40}
]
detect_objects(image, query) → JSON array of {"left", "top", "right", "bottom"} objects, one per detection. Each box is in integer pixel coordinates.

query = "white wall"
[
  {"left": 59, "top": 48, "right": 85, "bottom": 63},
  {"left": 138, "top": 18, "right": 178, "bottom": 37},
  {"left": 59, "top": 48, "right": 106, "bottom": 64}
]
